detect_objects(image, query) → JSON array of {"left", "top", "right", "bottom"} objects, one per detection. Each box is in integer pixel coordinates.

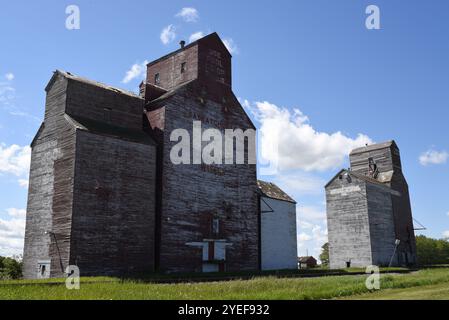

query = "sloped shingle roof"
[
  {"left": 257, "top": 180, "right": 296, "bottom": 204},
  {"left": 47, "top": 70, "right": 141, "bottom": 99},
  {"left": 298, "top": 256, "right": 316, "bottom": 263}
]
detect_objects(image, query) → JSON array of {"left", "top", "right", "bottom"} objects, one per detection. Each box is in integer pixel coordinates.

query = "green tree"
[
  {"left": 319, "top": 242, "right": 329, "bottom": 267},
  {"left": 0, "top": 256, "right": 23, "bottom": 280},
  {"left": 416, "top": 235, "right": 449, "bottom": 266}
]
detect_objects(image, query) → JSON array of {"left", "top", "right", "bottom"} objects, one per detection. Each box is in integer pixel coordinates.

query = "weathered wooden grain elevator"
[
  {"left": 22, "top": 32, "right": 266, "bottom": 278},
  {"left": 143, "top": 32, "right": 259, "bottom": 273},
  {"left": 325, "top": 141, "right": 417, "bottom": 268}
]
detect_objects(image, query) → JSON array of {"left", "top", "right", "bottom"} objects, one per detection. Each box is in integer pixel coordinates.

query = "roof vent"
[{"left": 180, "top": 40, "right": 186, "bottom": 49}]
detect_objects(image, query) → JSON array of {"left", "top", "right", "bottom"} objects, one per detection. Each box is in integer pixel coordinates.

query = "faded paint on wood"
[
  {"left": 23, "top": 72, "right": 157, "bottom": 278},
  {"left": 326, "top": 141, "right": 417, "bottom": 269}
]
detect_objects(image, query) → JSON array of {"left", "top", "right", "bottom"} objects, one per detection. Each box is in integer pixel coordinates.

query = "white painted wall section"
[{"left": 261, "top": 197, "right": 297, "bottom": 270}]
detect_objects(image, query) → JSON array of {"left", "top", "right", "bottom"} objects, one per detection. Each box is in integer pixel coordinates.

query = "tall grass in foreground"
[{"left": 0, "top": 268, "right": 448, "bottom": 300}]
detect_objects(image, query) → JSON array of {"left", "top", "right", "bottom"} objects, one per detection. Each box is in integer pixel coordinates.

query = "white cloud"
[
  {"left": 223, "top": 38, "right": 239, "bottom": 55},
  {"left": 272, "top": 172, "right": 325, "bottom": 196},
  {"left": 121, "top": 60, "right": 149, "bottom": 84},
  {"left": 296, "top": 218, "right": 328, "bottom": 260},
  {"left": 0, "top": 208, "right": 26, "bottom": 257},
  {"left": 443, "top": 231, "right": 449, "bottom": 239},
  {"left": 0, "top": 143, "right": 31, "bottom": 176},
  {"left": 299, "top": 205, "right": 327, "bottom": 222},
  {"left": 298, "top": 219, "right": 314, "bottom": 230},
  {"left": 189, "top": 31, "right": 205, "bottom": 43},
  {"left": 1, "top": 74, "right": 40, "bottom": 121},
  {"left": 296, "top": 203, "right": 328, "bottom": 256},
  {"left": 18, "top": 179, "right": 29, "bottom": 188},
  {"left": 311, "top": 224, "right": 328, "bottom": 244},
  {"left": 0, "top": 73, "right": 15, "bottom": 105},
  {"left": 0, "top": 83, "right": 15, "bottom": 104},
  {"left": 175, "top": 7, "right": 199, "bottom": 22},
  {"left": 244, "top": 100, "right": 372, "bottom": 172},
  {"left": 447, "top": 212, "right": 449, "bottom": 218},
  {"left": 298, "top": 233, "right": 312, "bottom": 241},
  {"left": 6, "top": 208, "right": 26, "bottom": 218},
  {"left": 160, "top": 24, "right": 176, "bottom": 45},
  {"left": 419, "top": 149, "right": 448, "bottom": 166},
  {"left": 5, "top": 73, "right": 14, "bottom": 81}
]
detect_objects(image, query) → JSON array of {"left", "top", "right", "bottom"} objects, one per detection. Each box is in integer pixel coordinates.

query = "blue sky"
[{"left": 1, "top": 0, "right": 448, "bottom": 258}]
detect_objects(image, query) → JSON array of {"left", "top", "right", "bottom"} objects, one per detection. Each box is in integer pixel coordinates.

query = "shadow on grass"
[
  {"left": 0, "top": 266, "right": 416, "bottom": 286},
  {"left": 117, "top": 266, "right": 412, "bottom": 284}
]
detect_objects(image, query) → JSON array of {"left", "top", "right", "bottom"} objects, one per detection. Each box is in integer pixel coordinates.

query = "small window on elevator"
[
  {"left": 212, "top": 218, "right": 219, "bottom": 235},
  {"left": 181, "top": 62, "right": 186, "bottom": 74},
  {"left": 154, "top": 73, "right": 160, "bottom": 85},
  {"left": 368, "top": 157, "right": 379, "bottom": 178}
]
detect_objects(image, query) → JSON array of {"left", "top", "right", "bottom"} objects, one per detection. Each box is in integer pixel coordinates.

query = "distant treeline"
[
  {"left": 416, "top": 235, "right": 449, "bottom": 266},
  {"left": 0, "top": 256, "right": 22, "bottom": 280}
]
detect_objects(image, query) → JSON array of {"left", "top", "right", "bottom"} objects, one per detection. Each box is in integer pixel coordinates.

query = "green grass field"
[{"left": 0, "top": 268, "right": 448, "bottom": 300}]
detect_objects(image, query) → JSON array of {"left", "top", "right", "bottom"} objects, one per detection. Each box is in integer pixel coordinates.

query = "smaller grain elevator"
[{"left": 325, "top": 141, "right": 416, "bottom": 269}]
